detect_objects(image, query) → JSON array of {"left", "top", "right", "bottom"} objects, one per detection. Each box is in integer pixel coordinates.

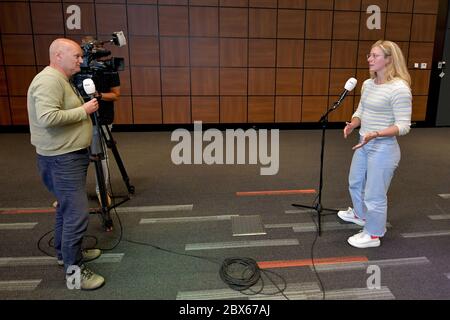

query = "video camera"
[{"left": 73, "top": 31, "right": 126, "bottom": 100}]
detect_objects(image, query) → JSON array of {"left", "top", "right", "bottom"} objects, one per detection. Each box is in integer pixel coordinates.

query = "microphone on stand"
[{"left": 333, "top": 77, "right": 358, "bottom": 109}]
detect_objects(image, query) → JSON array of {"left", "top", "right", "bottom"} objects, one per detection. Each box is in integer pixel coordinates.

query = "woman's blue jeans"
[
  {"left": 37, "top": 150, "right": 90, "bottom": 272},
  {"left": 348, "top": 136, "right": 400, "bottom": 237}
]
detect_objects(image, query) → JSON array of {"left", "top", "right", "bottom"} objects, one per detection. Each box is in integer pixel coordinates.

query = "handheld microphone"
[
  {"left": 334, "top": 77, "right": 357, "bottom": 108},
  {"left": 82, "top": 78, "right": 96, "bottom": 99},
  {"left": 82, "top": 78, "right": 100, "bottom": 126}
]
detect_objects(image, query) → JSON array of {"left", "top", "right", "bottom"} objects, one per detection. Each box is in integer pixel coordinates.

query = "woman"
[{"left": 337, "top": 40, "right": 412, "bottom": 248}]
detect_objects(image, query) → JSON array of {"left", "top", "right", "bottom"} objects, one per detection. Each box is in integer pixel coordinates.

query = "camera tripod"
[{"left": 89, "top": 113, "right": 135, "bottom": 231}]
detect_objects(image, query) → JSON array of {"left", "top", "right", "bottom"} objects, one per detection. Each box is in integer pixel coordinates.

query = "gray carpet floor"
[{"left": 0, "top": 127, "right": 450, "bottom": 300}]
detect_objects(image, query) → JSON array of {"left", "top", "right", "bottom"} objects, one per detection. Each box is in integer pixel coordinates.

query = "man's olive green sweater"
[{"left": 27, "top": 66, "right": 93, "bottom": 156}]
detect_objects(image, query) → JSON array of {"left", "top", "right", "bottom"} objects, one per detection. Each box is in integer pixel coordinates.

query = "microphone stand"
[{"left": 291, "top": 99, "right": 344, "bottom": 236}]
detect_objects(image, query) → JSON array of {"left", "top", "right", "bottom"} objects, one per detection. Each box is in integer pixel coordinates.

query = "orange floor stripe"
[
  {"left": 0, "top": 208, "right": 56, "bottom": 214},
  {"left": 236, "top": 189, "right": 317, "bottom": 196},
  {"left": 258, "top": 256, "right": 368, "bottom": 269},
  {"left": 0, "top": 207, "right": 100, "bottom": 215}
]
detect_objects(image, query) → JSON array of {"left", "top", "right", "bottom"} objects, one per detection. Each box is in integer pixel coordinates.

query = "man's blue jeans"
[
  {"left": 348, "top": 136, "right": 401, "bottom": 237},
  {"left": 37, "top": 150, "right": 90, "bottom": 272}
]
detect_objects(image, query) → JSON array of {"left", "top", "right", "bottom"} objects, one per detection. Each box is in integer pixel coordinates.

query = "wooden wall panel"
[
  {"left": 303, "top": 69, "right": 329, "bottom": 95},
  {"left": 412, "top": 96, "right": 428, "bottom": 121},
  {"left": 410, "top": 70, "right": 431, "bottom": 95},
  {"left": 275, "top": 96, "right": 301, "bottom": 122},
  {"left": 191, "top": 38, "right": 219, "bottom": 67},
  {"left": 220, "top": 68, "right": 247, "bottom": 95},
  {"left": 220, "top": 96, "right": 247, "bottom": 123},
  {"left": 278, "top": 0, "right": 305, "bottom": 9},
  {"left": 278, "top": 9, "right": 305, "bottom": 38},
  {"left": 161, "top": 67, "right": 190, "bottom": 95},
  {"left": 159, "top": 6, "right": 189, "bottom": 36},
  {"left": 2, "top": 36, "right": 35, "bottom": 66},
  {"left": 133, "top": 97, "right": 162, "bottom": 124},
  {"left": 408, "top": 43, "right": 434, "bottom": 69},
  {"left": 411, "top": 14, "right": 437, "bottom": 42},
  {"left": 249, "top": 39, "right": 276, "bottom": 67},
  {"left": 276, "top": 68, "right": 302, "bottom": 95},
  {"left": 191, "top": 97, "right": 220, "bottom": 123},
  {"left": 361, "top": 0, "right": 387, "bottom": 11},
  {"left": 220, "top": 8, "right": 248, "bottom": 37},
  {"left": 96, "top": 4, "right": 128, "bottom": 36},
  {"left": 249, "top": 9, "right": 277, "bottom": 38},
  {"left": 131, "top": 67, "right": 160, "bottom": 95},
  {"left": 191, "top": 68, "right": 219, "bottom": 96},
  {"left": 0, "top": 97, "right": 11, "bottom": 125},
  {"left": 277, "top": 40, "right": 304, "bottom": 67},
  {"left": 386, "top": 13, "right": 412, "bottom": 41},
  {"left": 331, "top": 41, "right": 358, "bottom": 68},
  {"left": 0, "top": 3, "right": 32, "bottom": 34},
  {"left": 0, "top": 68, "right": 7, "bottom": 95},
  {"left": 5, "top": 67, "right": 36, "bottom": 96},
  {"left": 190, "top": 7, "right": 219, "bottom": 37},
  {"left": 129, "top": 36, "right": 160, "bottom": 66},
  {"left": 10, "top": 97, "right": 28, "bottom": 125},
  {"left": 220, "top": 39, "right": 247, "bottom": 67},
  {"left": 114, "top": 96, "right": 133, "bottom": 124},
  {"left": 34, "top": 35, "right": 63, "bottom": 67},
  {"left": 302, "top": 96, "right": 328, "bottom": 122},
  {"left": 128, "top": 5, "right": 159, "bottom": 36},
  {"left": 160, "top": 37, "right": 189, "bottom": 66},
  {"left": 248, "top": 68, "right": 275, "bottom": 95},
  {"left": 333, "top": 12, "right": 361, "bottom": 40},
  {"left": 304, "top": 40, "right": 331, "bottom": 67},
  {"left": 162, "top": 96, "right": 191, "bottom": 124},
  {"left": 248, "top": 96, "right": 274, "bottom": 123},
  {"left": 0, "top": 0, "right": 443, "bottom": 126},
  {"left": 388, "top": 0, "right": 414, "bottom": 13},
  {"left": 30, "top": 3, "right": 64, "bottom": 34},
  {"left": 335, "top": 0, "right": 361, "bottom": 11},
  {"left": 413, "top": 0, "right": 439, "bottom": 14}
]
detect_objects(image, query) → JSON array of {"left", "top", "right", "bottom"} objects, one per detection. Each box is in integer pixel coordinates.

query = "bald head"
[
  {"left": 49, "top": 38, "right": 80, "bottom": 60},
  {"left": 49, "top": 38, "right": 83, "bottom": 77}
]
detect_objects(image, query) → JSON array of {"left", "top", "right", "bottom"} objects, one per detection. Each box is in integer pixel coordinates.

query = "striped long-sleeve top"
[{"left": 353, "top": 78, "right": 412, "bottom": 136}]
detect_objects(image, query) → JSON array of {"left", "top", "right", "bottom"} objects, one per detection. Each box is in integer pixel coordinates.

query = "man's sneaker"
[
  {"left": 66, "top": 265, "right": 105, "bottom": 290},
  {"left": 57, "top": 249, "right": 102, "bottom": 266},
  {"left": 337, "top": 207, "right": 366, "bottom": 226},
  {"left": 347, "top": 230, "right": 380, "bottom": 248}
]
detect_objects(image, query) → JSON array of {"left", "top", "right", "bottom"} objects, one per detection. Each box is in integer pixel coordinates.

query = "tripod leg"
[
  {"left": 101, "top": 125, "right": 135, "bottom": 195},
  {"left": 92, "top": 154, "right": 113, "bottom": 231}
]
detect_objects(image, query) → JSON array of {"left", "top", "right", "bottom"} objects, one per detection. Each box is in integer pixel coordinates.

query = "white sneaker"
[
  {"left": 347, "top": 230, "right": 380, "bottom": 248},
  {"left": 337, "top": 207, "right": 366, "bottom": 226}
]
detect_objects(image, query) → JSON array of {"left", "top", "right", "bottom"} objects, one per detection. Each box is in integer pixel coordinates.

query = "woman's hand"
[
  {"left": 344, "top": 122, "right": 354, "bottom": 139},
  {"left": 352, "top": 131, "right": 379, "bottom": 150}
]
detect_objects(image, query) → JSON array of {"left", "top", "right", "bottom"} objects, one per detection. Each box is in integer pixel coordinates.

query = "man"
[{"left": 27, "top": 38, "right": 105, "bottom": 290}]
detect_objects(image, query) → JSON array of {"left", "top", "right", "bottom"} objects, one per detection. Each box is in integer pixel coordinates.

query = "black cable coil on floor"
[{"left": 219, "top": 257, "right": 262, "bottom": 292}]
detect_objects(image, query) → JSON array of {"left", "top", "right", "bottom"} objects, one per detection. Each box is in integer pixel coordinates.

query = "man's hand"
[{"left": 82, "top": 99, "right": 99, "bottom": 115}]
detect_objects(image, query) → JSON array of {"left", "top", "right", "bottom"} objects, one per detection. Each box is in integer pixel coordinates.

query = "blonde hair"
[{"left": 370, "top": 40, "right": 411, "bottom": 87}]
